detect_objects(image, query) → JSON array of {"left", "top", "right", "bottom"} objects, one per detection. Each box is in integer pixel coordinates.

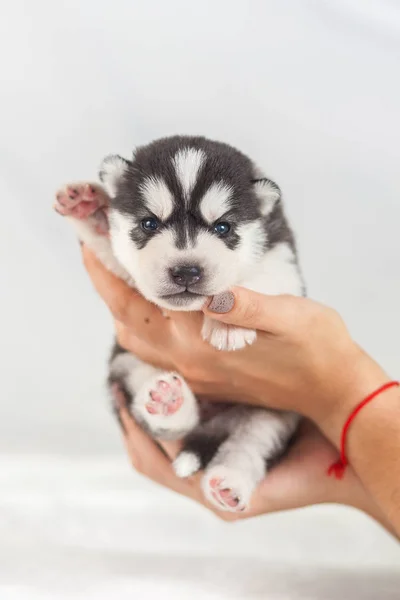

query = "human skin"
[{"left": 81, "top": 246, "right": 399, "bottom": 536}]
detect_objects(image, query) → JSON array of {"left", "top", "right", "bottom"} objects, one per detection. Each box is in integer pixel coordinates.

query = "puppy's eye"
[
  {"left": 214, "top": 222, "right": 230, "bottom": 236},
  {"left": 141, "top": 217, "right": 159, "bottom": 232}
]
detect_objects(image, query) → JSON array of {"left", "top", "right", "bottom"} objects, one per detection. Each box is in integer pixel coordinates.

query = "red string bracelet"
[{"left": 327, "top": 380, "right": 399, "bottom": 480}]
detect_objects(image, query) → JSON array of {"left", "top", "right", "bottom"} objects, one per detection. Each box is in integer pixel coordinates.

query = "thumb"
[{"left": 203, "top": 287, "right": 300, "bottom": 333}]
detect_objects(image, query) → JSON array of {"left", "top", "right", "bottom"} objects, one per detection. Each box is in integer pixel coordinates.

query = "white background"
[{"left": 0, "top": 1, "right": 399, "bottom": 597}]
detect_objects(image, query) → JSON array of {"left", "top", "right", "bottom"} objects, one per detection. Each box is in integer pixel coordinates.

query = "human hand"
[
  {"left": 82, "top": 246, "right": 396, "bottom": 535},
  {"left": 115, "top": 390, "right": 389, "bottom": 527},
  {"left": 82, "top": 246, "right": 388, "bottom": 443}
]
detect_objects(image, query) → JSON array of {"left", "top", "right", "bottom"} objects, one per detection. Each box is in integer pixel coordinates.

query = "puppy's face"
[{"left": 100, "top": 136, "right": 281, "bottom": 311}]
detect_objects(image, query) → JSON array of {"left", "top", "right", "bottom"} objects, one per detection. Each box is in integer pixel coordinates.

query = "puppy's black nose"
[{"left": 170, "top": 265, "right": 202, "bottom": 287}]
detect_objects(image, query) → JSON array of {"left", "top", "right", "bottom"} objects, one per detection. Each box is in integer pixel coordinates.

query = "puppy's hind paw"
[{"left": 202, "top": 465, "right": 254, "bottom": 513}]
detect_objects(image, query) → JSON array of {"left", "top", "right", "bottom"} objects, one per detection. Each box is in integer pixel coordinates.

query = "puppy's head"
[{"left": 100, "top": 136, "right": 282, "bottom": 311}]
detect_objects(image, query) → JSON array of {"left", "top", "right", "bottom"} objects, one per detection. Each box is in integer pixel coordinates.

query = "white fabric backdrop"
[{"left": 1, "top": 1, "right": 399, "bottom": 597}]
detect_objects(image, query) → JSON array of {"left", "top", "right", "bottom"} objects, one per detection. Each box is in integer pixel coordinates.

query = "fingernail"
[{"left": 207, "top": 291, "right": 235, "bottom": 313}]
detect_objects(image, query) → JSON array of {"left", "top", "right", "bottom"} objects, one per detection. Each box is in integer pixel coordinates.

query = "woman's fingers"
[
  {"left": 118, "top": 399, "right": 158, "bottom": 455},
  {"left": 114, "top": 321, "right": 174, "bottom": 371},
  {"left": 116, "top": 399, "right": 192, "bottom": 491},
  {"left": 203, "top": 287, "right": 310, "bottom": 333},
  {"left": 82, "top": 245, "right": 167, "bottom": 337},
  {"left": 158, "top": 439, "right": 183, "bottom": 461},
  {"left": 165, "top": 308, "right": 205, "bottom": 339}
]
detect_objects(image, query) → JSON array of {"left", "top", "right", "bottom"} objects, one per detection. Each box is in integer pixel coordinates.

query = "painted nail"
[{"left": 207, "top": 291, "right": 235, "bottom": 313}]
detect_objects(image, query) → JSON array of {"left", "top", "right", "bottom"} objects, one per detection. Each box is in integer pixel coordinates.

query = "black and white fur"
[{"left": 55, "top": 136, "right": 304, "bottom": 512}]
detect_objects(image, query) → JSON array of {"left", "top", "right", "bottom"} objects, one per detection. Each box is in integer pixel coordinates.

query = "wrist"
[
  {"left": 315, "top": 347, "right": 389, "bottom": 448},
  {"left": 316, "top": 354, "right": 400, "bottom": 536},
  {"left": 322, "top": 457, "right": 397, "bottom": 537},
  {"left": 344, "top": 480, "right": 398, "bottom": 538}
]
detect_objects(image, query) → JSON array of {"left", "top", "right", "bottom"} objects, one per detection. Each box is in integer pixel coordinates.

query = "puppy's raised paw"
[{"left": 54, "top": 182, "right": 109, "bottom": 235}]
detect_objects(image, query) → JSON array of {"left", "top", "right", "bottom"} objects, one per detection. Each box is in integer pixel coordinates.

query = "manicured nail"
[{"left": 207, "top": 291, "right": 235, "bottom": 313}]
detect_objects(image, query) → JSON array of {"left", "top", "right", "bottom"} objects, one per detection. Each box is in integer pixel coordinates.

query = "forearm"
[
  {"left": 345, "top": 388, "right": 400, "bottom": 535},
  {"left": 337, "top": 466, "right": 399, "bottom": 538},
  {"left": 353, "top": 491, "right": 399, "bottom": 539},
  {"left": 319, "top": 351, "right": 400, "bottom": 535}
]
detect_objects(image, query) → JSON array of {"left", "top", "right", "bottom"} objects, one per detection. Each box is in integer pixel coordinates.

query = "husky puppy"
[{"left": 54, "top": 135, "right": 304, "bottom": 512}]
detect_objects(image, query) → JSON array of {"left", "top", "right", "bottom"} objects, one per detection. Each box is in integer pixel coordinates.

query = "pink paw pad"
[
  {"left": 209, "top": 477, "right": 243, "bottom": 510},
  {"left": 145, "top": 375, "right": 184, "bottom": 416},
  {"left": 54, "top": 182, "right": 109, "bottom": 233}
]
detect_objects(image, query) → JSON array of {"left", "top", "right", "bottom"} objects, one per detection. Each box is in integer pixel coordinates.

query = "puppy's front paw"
[
  {"left": 54, "top": 182, "right": 109, "bottom": 235},
  {"left": 201, "top": 317, "right": 256, "bottom": 351}
]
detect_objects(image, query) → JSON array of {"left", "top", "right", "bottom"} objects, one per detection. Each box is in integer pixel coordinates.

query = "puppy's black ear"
[
  {"left": 252, "top": 177, "right": 281, "bottom": 216},
  {"left": 99, "top": 155, "right": 130, "bottom": 197}
]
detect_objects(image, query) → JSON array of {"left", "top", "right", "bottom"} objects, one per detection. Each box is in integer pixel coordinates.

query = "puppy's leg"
[
  {"left": 54, "top": 182, "right": 132, "bottom": 283},
  {"left": 201, "top": 407, "right": 299, "bottom": 513},
  {"left": 172, "top": 407, "right": 235, "bottom": 478},
  {"left": 109, "top": 345, "right": 199, "bottom": 440},
  {"left": 202, "top": 243, "right": 304, "bottom": 351},
  {"left": 201, "top": 317, "right": 256, "bottom": 351}
]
